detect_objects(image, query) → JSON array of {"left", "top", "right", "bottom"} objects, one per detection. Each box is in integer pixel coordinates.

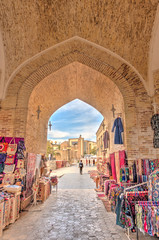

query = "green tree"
[
  {"left": 90, "top": 147, "right": 97, "bottom": 155},
  {"left": 46, "top": 141, "right": 54, "bottom": 158}
]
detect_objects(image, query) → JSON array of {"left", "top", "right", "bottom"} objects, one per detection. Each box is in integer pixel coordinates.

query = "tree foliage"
[
  {"left": 90, "top": 147, "right": 97, "bottom": 155},
  {"left": 46, "top": 141, "right": 54, "bottom": 157}
]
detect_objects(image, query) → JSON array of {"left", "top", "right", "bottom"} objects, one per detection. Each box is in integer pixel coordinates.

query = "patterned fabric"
[
  {"left": 3, "top": 173, "right": 15, "bottom": 185},
  {"left": 14, "top": 169, "right": 21, "bottom": 179},
  {"left": 104, "top": 179, "right": 116, "bottom": 196},
  {"left": 148, "top": 169, "right": 159, "bottom": 202},
  {"left": 120, "top": 167, "right": 129, "bottom": 182},
  {"left": 3, "top": 164, "right": 15, "bottom": 174},
  {"left": 133, "top": 162, "right": 137, "bottom": 183},
  {"left": 151, "top": 114, "right": 159, "bottom": 148},
  {"left": 126, "top": 192, "right": 148, "bottom": 224},
  {"left": 0, "top": 163, "right": 4, "bottom": 173},
  {"left": 150, "top": 159, "right": 159, "bottom": 172},
  {"left": 26, "top": 153, "right": 36, "bottom": 197},
  {"left": 119, "top": 150, "right": 126, "bottom": 168},
  {"left": 16, "top": 159, "right": 24, "bottom": 168},
  {"left": 141, "top": 159, "right": 151, "bottom": 176},
  {"left": 5, "top": 154, "right": 15, "bottom": 165},
  {"left": 119, "top": 197, "right": 134, "bottom": 229},
  {"left": 109, "top": 185, "right": 123, "bottom": 212},
  {"left": 7, "top": 138, "right": 17, "bottom": 155},
  {"left": 110, "top": 153, "right": 117, "bottom": 181},
  {"left": 136, "top": 203, "right": 159, "bottom": 237},
  {"left": 0, "top": 137, "right": 8, "bottom": 153},
  {"left": 0, "top": 153, "right": 7, "bottom": 163}
]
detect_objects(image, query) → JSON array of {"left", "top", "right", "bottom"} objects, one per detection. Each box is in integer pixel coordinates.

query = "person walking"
[
  {"left": 93, "top": 159, "right": 95, "bottom": 166},
  {"left": 79, "top": 160, "right": 83, "bottom": 175}
]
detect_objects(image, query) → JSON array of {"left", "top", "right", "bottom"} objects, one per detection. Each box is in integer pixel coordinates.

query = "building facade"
[{"left": 57, "top": 136, "right": 97, "bottom": 163}]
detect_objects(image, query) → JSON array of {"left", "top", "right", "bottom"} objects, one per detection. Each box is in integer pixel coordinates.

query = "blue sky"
[{"left": 47, "top": 99, "right": 103, "bottom": 143}]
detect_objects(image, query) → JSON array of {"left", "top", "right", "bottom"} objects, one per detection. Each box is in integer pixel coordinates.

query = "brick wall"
[{"left": 0, "top": 61, "right": 159, "bottom": 162}]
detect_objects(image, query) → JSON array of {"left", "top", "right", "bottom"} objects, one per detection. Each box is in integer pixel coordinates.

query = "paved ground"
[{"left": 1, "top": 166, "right": 128, "bottom": 240}]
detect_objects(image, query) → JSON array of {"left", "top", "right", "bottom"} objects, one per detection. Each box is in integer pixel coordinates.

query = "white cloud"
[
  {"left": 48, "top": 126, "right": 98, "bottom": 142},
  {"left": 56, "top": 99, "right": 101, "bottom": 116},
  {"left": 47, "top": 99, "right": 103, "bottom": 142},
  {"left": 48, "top": 130, "right": 69, "bottom": 139}
]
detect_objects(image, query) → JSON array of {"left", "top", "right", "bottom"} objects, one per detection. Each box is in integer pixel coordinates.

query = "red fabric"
[
  {"left": 110, "top": 153, "right": 117, "bottom": 181},
  {"left": 0, "top": 137, "right": 24, "bottom": 166},
  {"left": 119, "top": 150, "right": 125, "bottom": 168},
  {"left": 0, "top": 142, "right": 8, "bottom": 153}
]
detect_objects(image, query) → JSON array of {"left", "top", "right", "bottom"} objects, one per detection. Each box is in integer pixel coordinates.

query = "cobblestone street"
[{"left": 1, "top": 166, "right": 128, "bottom": 240}]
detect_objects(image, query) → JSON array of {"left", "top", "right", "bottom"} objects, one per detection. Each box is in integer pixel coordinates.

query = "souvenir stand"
[
  {"left": 94, "top": 117, "right": 159, "bottom": 239},
  {"left": 0, "top": 136, "right": 27, "bottom": 236},
  {"left": 92, "top": 146, "right": 157, "bottom": 240},
  {"left": 0, "top": 136, "right": 52, "bottom": 236},
  {"left": 135, "top": 169, "right": 159, "bottom": 239}
]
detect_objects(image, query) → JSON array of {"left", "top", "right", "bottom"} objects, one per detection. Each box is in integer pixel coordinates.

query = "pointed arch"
[{"left": 4, "top": 36, "right": 147, "bottom": 101}]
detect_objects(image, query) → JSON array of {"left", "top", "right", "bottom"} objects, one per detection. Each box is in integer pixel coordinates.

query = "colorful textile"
[
  {"left": 119, "top": 150, "right": 126, "bottom": 168},
  {"left": 136, "top": 202, "right": 159, "bottom": 237},
  {"left": 151, "top": 114, "right": 159, "bottom": 148},
  {"left": 3, "top": 173, "right": 15, "bottom": 185},
  {"left": 3, "top": 164, "right": 15, "bottom": 174},
  {"left": 141, "top": 159, "right": 151, "bottom": 176},
  {"left": 133, "top": 162, "right": 137, "bottom": 183},
  {"left": 110, "top": 153, "right": 117, "bottom": 181},
  {"left": 0, "top": 163, "right": 4, "bottom": 173},
  {"left": 150, "top": 159, "right": 159, "bottom": 172},
  {"left": 0, "top": 153, "right": 7, "bottom": 163},
  {"left": 7, "top": 138, "right": 17, "bottom": 155},
  {"left": 115, "top": 193, "right": 125, "bottom": 228},
  {"left": 112, "top": 117, "right": 124, "bottom": 144},
  {"left": 16, "top": 159, "right": 24, "bottom": 168},
  {"left": 148, "top": 169, "right": 159, "bottom": 202},
  {"left": 0, "top": 137, "right": 25, "bottom": 166},
  {"left": 104, "top": 179, "right": 116, "bottom": 196},
  {"left": 119, "top": 197, "right": 134, "bottom": 229},
  {"left": 126, "top": 191, "right": 148, "bottom": 224},
  {"left": 0, "top": 137, "right": 8, "bottom": 153},
  {"left": 120, "top": 167, "right": 129, "bottom": 182},
  {"left": 26, "top": 153, "right": 36, "bottom": 197},
  {"left": 115, "top": 152, "right": 120, "bottom": 183},
  {"left": 5, "top": 154, "right": 15, "bottom": 165},
  {"left": 108, "top": 185, "right": 123, "bottom": 212}
]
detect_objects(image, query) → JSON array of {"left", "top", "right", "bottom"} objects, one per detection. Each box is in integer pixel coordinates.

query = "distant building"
[
  {"left": 96, "top": 120, "right": 105, "bottom": 158},
  {"left": 58, "top": 135, "right": 97, "bottom": 163}
]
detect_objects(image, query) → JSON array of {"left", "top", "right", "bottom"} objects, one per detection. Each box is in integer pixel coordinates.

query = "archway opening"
[
  {"left": 47, "top": 99, "right": 103, "bottom": 162},
  {"left": 25, "top": 62, "right": 126, "bottom": 160}
]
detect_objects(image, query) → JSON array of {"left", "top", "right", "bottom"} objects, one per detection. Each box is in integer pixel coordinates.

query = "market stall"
[
  {"left": 93, "top": 143, "right": 159, "bottom": 239},
  {"left": 0, "top": 136, "right": 52, "bottom": 236}
]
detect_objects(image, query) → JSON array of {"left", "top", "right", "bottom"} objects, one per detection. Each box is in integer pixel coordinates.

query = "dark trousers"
[{"left": 80, "top": 167, "right": 83, "bottom": 174}]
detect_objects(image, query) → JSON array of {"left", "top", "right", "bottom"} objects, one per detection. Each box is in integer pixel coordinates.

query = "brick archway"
[
  {"left": 25, "top": 62, "right": 126, "bottom": 156},
  {"left": 1, "top": 37, "right": 157, "bottom": 161}
]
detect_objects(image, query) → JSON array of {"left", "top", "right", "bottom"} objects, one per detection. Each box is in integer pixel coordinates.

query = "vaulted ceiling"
[{"left": 0, "top": 0, "right": 159, "bottom": 99}]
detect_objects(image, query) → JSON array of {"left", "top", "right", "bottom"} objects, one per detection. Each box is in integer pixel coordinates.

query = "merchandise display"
[
  {"left": 0, "top": 136, "right": 52, "bottom": 237},
  {"left": 91, "top": 147, "right": 159, "bottom": 239}
]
